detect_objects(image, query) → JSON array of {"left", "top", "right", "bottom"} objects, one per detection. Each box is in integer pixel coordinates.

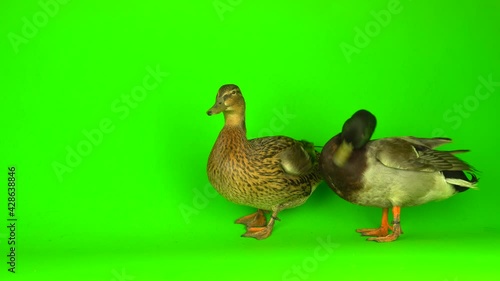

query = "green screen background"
[{"left": 1, "top": 0, "right": 499, "bottom": 280}]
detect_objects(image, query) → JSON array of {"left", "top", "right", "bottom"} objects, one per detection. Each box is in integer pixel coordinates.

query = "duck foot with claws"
[
  {"left": 356, "top": 208, "right": 393, "bottom": 237},
  {"left": 367, "top": 224, "right": 402, "bottom": 242},
  {"left": 242, "top": 211, "right": 279, "bottom": 240},
  {"left": 363, "top": 207, "right": 403, "bottom": 242},
  {"left": 235, "top": 209, "right": 267, "bottom": 227}
]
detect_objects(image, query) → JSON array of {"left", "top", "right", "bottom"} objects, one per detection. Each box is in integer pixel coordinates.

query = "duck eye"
[{"left": 218, "top": 102, "right": 222, "bottom": 105}]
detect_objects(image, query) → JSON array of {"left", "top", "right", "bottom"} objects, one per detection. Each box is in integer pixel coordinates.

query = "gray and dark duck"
[
  {"left": 207, "top": 84, "right": 322, "bottom": 240},
  {"left": 319, "top": 109, "right": 478, "bottom": 242}
]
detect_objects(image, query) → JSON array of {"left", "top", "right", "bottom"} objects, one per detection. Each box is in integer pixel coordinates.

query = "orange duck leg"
[
  {"left": 367, "top": 206, "right": 402, "bottom": 242},
  {"left": 356, "top": 208, "right": 393, "bottom": 237}
]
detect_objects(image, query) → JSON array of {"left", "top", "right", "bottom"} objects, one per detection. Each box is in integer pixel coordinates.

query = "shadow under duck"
[
  {"left": 319, "top": 109, "right": 478, "bottom": 242},
  {"left": 206, "top": 84, "right": 322, "bottom": 240}
]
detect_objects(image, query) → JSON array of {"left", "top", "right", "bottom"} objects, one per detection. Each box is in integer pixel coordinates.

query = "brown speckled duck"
[
  {"left": 319, "top": 109, "right": 478, "bottom": 242},
  {"left": 206, "top": 84, "right": 322, "bottom": 240}
]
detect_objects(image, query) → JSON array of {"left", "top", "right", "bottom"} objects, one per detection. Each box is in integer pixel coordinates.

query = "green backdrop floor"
[{"left": 2, "top": 0, "right": 499, "bottom": 280}]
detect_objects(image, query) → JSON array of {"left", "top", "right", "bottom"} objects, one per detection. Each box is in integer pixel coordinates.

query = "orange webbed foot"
[
  {"left": 367, "top": 233, "right": 400, "bottom": 242},
  {"left": 356, "top": 226, "right": 392, "bottom": 237},
  {"left": 235, "top": 209, "right": 267, "bottom": 227},
  {"left": 357, "top": 208, "right": 393, "bottom": 237},
  {"left": 241, "top": 226, "right": 273, "bottom": 240},
  {"left": 241, "top": 213, "right": 278, "bottom": 240},
  {"left": 366, "top": 206, "right": 402, "bottom": 243}
]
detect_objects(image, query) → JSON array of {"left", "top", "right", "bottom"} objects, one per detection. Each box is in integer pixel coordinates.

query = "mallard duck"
[
  {"left": 319, "top": 109, "right": 478, "bottom": 242},
  {"left": 206, "top": 84, "right": 322, "bottom": 240}
]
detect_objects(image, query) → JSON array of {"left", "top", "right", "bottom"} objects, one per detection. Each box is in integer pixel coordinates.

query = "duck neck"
[{"left": 223, "top": 111, "right": 246, "bottom": 133}]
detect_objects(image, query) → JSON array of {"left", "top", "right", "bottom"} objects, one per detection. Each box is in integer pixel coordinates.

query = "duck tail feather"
[
  {"left": 449, "top": 149, "right": 470, "bottom": 154},
  {"left": 443, "top": 170, "right": 479, "bottom": 193},
  {"left": 446, "top": 178, "right": 478, "bottom": 189}
]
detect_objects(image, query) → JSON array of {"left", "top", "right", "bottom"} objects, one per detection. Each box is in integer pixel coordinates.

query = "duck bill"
[
  {"left": 333, "top": 140, "right": 353, "bottom": 167},
  {"left": 207, "top": 102, "right": 226, "bottom": 116}
]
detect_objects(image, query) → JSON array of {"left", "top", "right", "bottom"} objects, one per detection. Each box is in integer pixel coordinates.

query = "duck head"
[
  {"left": 207, "top": 84, "right": 245, "bottom": 116},
  {"left": 333, "top": 109, "right": 377, "bottom": 167}
]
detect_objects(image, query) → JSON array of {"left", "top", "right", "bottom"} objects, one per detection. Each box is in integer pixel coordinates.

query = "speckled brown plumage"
[{"left": 206, "top": 84, "right": 322, "bottom": 239}]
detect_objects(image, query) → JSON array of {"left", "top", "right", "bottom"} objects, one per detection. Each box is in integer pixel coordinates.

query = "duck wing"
[
  {"left": 373, "top": 138, "right": 473, "bottom": 172},
  {"left": 249, "top": 137, "right": 316, "bottom": 176},
  {"left": 278, "top": 141, "right": 316, "bottom": 176},
  {"left": 398, "top": 136, "right": 452, "bottom": 149}
]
